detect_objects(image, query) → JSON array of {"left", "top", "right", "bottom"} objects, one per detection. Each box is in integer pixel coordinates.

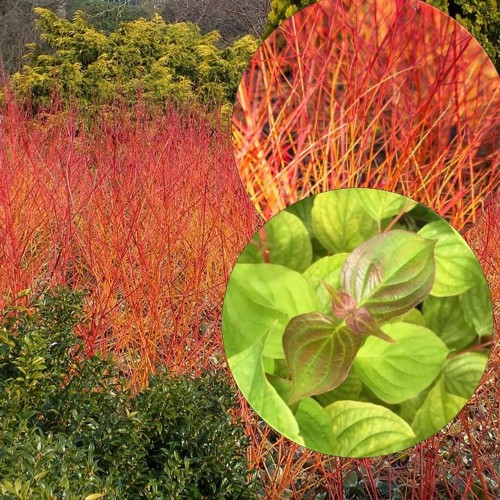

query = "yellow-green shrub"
[{"left": 11, "top": 8, "right": 259, "bottom": 111}]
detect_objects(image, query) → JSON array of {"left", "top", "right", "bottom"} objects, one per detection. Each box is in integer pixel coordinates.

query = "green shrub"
[
  {"left": 0, "top": 288, "right": 257, "bottom": 499},
  {"left": 265, "top": 0, "right": 500, "bottom": 69},
  {"left": 11, "top": 8, "right": 259, "bottom": 112}
]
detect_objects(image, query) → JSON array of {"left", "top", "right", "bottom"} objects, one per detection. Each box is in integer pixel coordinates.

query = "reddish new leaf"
[
  {"left": 321, "top": 280, "right": 396, "bottom": 343},
  {"left": 283, "top": 312, "right": 363, "bottom": 405},
  {"left": 341, "top": 230, "right": 436, "bottom": 320},
  {"left": 320, "top": 280, "right": 357, "bottom": 319}
]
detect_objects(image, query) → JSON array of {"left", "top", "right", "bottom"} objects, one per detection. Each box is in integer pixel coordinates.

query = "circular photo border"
[
  {"left": 222, "top": 188, "right": 493, "bottom": 458},
  {"left": 232, "top": 0, "right": 500, "bottom": 226}
]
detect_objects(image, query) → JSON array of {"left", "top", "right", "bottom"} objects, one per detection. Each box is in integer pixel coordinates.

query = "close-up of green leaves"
[{"left": 222, "top": 188, "right": 492, "bottom": 458}]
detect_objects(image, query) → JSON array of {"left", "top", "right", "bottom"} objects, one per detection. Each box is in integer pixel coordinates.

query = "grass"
[
  {"left": 0, "top": 91, "right": 498, "bottom": 496},
  {"left": 232, "top": 0, "right": 500, "bottom": 231}
]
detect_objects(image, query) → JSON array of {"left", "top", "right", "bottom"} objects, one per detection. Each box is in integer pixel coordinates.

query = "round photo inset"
[
  {"left": 222, "top": 188, "right": 493, "bottom": 458},
  {"left": 232, "top": 0, "right": 500, "bottom": 223}
]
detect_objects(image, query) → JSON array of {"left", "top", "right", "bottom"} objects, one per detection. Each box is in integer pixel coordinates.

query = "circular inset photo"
[
  {"left": 232, "top": 0, "right": 500, "bottom": 224},
  {"left": 222, "top": 188, "right": 493, "bottom": 458}
]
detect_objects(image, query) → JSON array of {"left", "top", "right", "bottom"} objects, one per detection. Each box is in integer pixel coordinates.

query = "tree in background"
[
  {"left": 265, "top": 0, "right": 314, "bottom": 36},
  {"left": 0, "top": 1, "right": 151, "bottom": 74},
  {"left": 0, "top": 1, "right": 66, "bottom": 74},
  {"left": 157, "top": 0, "right": 271, "bottom": 42},
  {"left": 265, "top": 0, "right": 500, "bottom": 69},
  {"left": 0, "top": 0, "right": 269, "bottom": 75}
]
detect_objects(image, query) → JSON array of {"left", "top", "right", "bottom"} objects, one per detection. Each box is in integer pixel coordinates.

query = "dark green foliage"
[
  {"left": 265, "top": 0, "right": 500, "bottom": 69},
  {"left": 11, "top": 8, "right": 259, "bottom": 112},
  {"left": 0, "top": 288, "right": 257, "bottom": 499},
  {"left": 130, "top": 374, "right": 256, "bottom": 498}
]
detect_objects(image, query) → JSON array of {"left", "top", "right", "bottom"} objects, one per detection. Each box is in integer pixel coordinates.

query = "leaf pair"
[{"left": 283, "top": 230, "right": 437, "bottom": 404}]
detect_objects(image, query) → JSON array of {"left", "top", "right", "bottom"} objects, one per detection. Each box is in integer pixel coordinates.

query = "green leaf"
[
  {"left": 422, "top": 295, "right": 477, "bottom": 350},
  {"left": 227, "top": 331, "right": 304, "bottom": 445},
  {"left": 303, "top": 254, "right": 349, "bottom": 313},
  {"left": 418, "top": 221, "right": 483, "bottom": 296},
  {"left": 266, "top": 373, "right": 292, "bottom": 402},
  {"left": 357, "top": 190, "right": 417, "bottom": 222},
  {"left": 237, "top": 235, "right": 264, "bottom": 264},
  {"left": 262, "top": 356, "right": 275, "bottom": 374},
  {"left": 398, "top": 388, "right": 431, "bottom": 424},
  {"left": 314, "top": 370, "right": 363, "bottom": 406},
  {"left": 341, "top": 230, "right": 436, "bottom": 320},
  {"left": 459, "top": 282, "right": 494, "bottom": 336},
  {"left": 385, "top": 308, "right": 425, "bottom": 326},
  {"left": 325, "top": 400, "right": 417, "bottom": 457},
  {"left": 294, "top": 397, "right": 336, "bottom": 453},
  {"left": 270, "top": 358, "right": 290, "bottom": 379},
  {"left": 285, "top": 196, "right": 315, "bottom": 237},
  {"left": 222, "top": 264, "right": 320, "bottom": 359},
  {"left": 237, "top": 211, "right": 312, "bottom": 272},
  {"left": 283, "top": 312, "right": 362, "bottom": 404},
  {"left": 264, "top": 210, "right": 313, "bottom": 272},
  {"left": 311, "top": 190, "right": 377, "bottom": 253},
  {"left": 265, "top": 373, "right": 300, "bottom": 414},
  {"left": 442, "top": 352, "right": 488, "bottom": 399},
  {"left": 412, "top": 377, "right": 468, "bottom": 440},
  {"left": 354, "top": 323, "right": 449, "bottom": 404}
]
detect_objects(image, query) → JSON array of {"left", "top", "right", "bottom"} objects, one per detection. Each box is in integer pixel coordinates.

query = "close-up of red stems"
[{"left": 233, "top": 0, "right": 499, "bottom": 231}]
